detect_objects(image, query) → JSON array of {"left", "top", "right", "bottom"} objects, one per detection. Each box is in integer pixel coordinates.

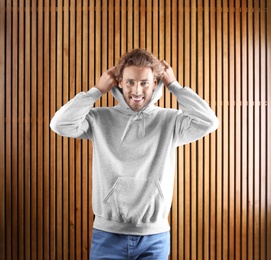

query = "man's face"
[{"left": 119, "top": 66, "right": 157, "bottom": 111}]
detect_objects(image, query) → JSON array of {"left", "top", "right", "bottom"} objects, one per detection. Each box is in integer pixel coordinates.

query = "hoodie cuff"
[
  {"left": 86, "top": 87, "right": 103, "bottom": 100},
  {"left": 168, "top": 81, "right": 183, "bottom": 94}
]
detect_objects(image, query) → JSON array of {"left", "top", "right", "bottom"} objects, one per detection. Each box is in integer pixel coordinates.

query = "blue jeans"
[{"left": 90, "top": 229, "right": 170, "bottom": 260}]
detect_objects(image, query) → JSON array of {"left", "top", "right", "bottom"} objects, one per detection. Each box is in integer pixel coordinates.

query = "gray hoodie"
[{"left": 50, "top": 81, "right": 219, "bottom": 235}]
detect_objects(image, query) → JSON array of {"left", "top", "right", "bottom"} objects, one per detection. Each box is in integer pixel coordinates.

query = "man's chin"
[
  {"left": 127, "top": 101, "right": 145, "bottom": 111},
  {"left": 129, "top": 105, "right": 143, "bottom": 112}
]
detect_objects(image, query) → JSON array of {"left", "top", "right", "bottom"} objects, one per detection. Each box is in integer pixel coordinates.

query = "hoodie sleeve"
[
  {"left": 50, "top": 87, "right": 102, "bottom": 139},
  {"left": 168, "top": 81, "right": 219, "bottom": 146}
]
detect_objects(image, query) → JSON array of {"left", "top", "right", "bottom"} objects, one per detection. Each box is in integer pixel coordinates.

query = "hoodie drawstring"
[{"left": 121, "top": 112, "right": 146, "bottom": 144}]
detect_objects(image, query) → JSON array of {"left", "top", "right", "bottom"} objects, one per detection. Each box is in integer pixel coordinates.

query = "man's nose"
[{"left": 133, "top": 82, "right": 142, "bottom": 94}]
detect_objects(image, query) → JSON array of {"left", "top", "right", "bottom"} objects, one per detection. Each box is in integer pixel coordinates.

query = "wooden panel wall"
[{"left": 1, "top": 1, "right": 271, "bottom": 259}]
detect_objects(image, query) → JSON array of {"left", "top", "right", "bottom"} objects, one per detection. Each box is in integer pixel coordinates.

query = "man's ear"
[
  {"left": 153, "top": 78, "right": 158, "bottom": 90},
  {"left": 119, "top": 78, "right": 123, "bottom": 88}
]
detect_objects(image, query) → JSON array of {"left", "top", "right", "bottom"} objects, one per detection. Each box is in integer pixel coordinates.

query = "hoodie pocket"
[{"left": 102, "top": 177, "right": 167, "bottom": 224}]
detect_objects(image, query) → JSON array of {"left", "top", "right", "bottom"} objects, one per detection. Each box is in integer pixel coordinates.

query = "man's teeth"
[{"left": 132, "top": 97, "right": 143, "bottom": 101}]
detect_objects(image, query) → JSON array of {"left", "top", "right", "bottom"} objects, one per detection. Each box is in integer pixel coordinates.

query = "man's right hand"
[{"left": 95, "top": 67, "right": 118, "bottom": 94}]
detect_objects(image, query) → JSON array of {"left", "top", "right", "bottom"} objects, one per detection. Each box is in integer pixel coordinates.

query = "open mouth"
[{"left": 131, "top": 96, "right": 144, "bottom": 102}]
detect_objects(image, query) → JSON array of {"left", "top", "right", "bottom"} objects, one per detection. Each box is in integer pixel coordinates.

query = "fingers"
[
  {"left": 107, "top": 66, "right": 117, "bottom": 77},
  {"left": 107, "top": 66, "right": 116, "bottom": 73},
  {"left": 106, "top": 67, "right": 118, "bottom": 85},
  {"left": 160, "top": 60, "right": 170, "bottom": 80},
  {"left": 160, "top": 60, "right": 176, "bottom": 87},
  {"left": 161, "top": 60, "right": 170, "bottom": 69},
  {"left": 96, "top": 67, "right": 119, "bottom": 94}
]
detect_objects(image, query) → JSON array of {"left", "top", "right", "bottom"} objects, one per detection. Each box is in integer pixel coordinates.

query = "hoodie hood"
[{"left": 111, "top": 80, "right": 164, "bottom": 143}]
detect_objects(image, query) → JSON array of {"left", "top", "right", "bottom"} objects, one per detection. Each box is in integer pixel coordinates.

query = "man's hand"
[
  {"left": 95, "top": 67, "right": 118, "bottom": 94},
  {"left": 161, "top": 60, "right": 176, "bottom": 88}
]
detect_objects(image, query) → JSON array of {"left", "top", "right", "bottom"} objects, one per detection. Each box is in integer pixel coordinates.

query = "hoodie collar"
[{"left": 111, "top": 80, "right": 163, "bottom": 143}]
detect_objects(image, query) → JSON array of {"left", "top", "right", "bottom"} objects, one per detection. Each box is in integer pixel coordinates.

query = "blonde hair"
[{"left": 114, "top": 49, "right": 164, "bottom": 80}]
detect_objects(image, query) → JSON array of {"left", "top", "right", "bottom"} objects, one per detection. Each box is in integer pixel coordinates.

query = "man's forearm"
[{"left": 50, "top": 87, "right": 102, "bottom": 138}]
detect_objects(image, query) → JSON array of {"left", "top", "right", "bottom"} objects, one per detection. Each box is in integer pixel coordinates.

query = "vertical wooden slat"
[
  {"left": 11, "top": 1, "right": 19, "bottom": 257},
  {"left": 210, "top": 0, "right": 217, "bottom": 258},
  {"left": 44, "top": 1, "right": 50, "bottom": 259},
  {"left": 169, "top": 0, "right": 176, "bottom": 255},
  {"left": 146, "top": 0, "right": 152, "bottom": 51},
  {"left": 197, "top": 1, "right": 204, "bottom": 259},
  {"left": 82, "top": 0, "right": 89, "bottom": 257},
  {"left": 101, "top": 0, "right": 107, "bottom": 106},
  {"left": 165, "top": 0, "right": 171, "bottom": 104},
  {"left": 31, "top": 1, "right": 38, "bottom": 259},
  {"left": 247, "top": 1, "right": 254, "bottom": 259},
  {"left": 216, "top": 1, "right": 223, "bottom": 259},
  {"left": 260, "top": 0, "right": 267, "bottom": 259},
  {"left": 0, "top": 0, "right": 5, "bottom": 259},
  {"left": 18, "top": 0, "right": 25, "bottom": 258},
  {"left": 241, "top": 1, "right": 248, "bottom": 259},
  {"left": 115, "top": 0, "right": 121, "bottom": 60},
  {"left": 63, "top": 0, "right": 69, "bottom": 259},
  {"left": 231, "top": 0, "right": 237, "bottom": 256},
  {"left": 177, "top": 2, "right": 184, "bottom": 259},
  {"left": 68, "top": 1, "right": 76, "bottom": 258},
  {"left": 253, "top": 1, "right": 261, "bottom": 259},
  {"left": 235, "top": 1, "right": 241, "bottom": 259},
  {"left": 108, "top": 0, "right": 114, "bottom": 69},
  {"left": 37, "top": 0, "right": 45, "bottom": 258},
  {"left": 88, "top": 9, "right": 95, "bottom": 248},
  {"left": 24, "top": 1, "right": 31, "bottom": 259},
  {"left": 121, "top": 0, "right": 127, "bottom": 53},
  {"left": 88, "top": 0, "right": 95, "bottom": 255},
  {"left": 222, "top": 1, "right": 229, "bottom": 258},
  {"left": 95, "top": 0, "right": 101, "bottom": 107},
  {"left": 267, "top": 1, "right": 271, "bottom": 259},
  {"left": 170, "top": 1, "right": 178, "bottom": 259},
  {"left": 127, "top": 0, "right": 133, "bottom": 50},
  {"left": 190, "top": 1, "right": 197, "bottom": 260},
  {"left": 184, "top": 1, "right": 191, "bottom": 259},
  {"left": 139, "top": 0, "right": 145, "bottom": 49},
  {"left": 50, "top": 1, "right": 57, "bottom": 259},
  {"left": 89, "top": 1, "right": 95, "bottom": 83},
  {"left": 203, "top": 0, "right": 210, "bottom": 258},
  {"left": 152, "top": 0, "right": 158, "bottom": 55},
  {"left": 158, "top": 0, "right": 164, "bottom": 108},
  {"left": 56, "top": 0, "right": 63, "bottom": 258},
  {"left": 133, "top": 0, "right": 139, "bottom": 49},
  {"left": 75, "top": 1, "right": 82, "bottom": 258},
  {"left": 235, "top": 1, "right": 242, "bottom": 259},
  {"left": 4, "top": 1, "right": 12, "bottom": 259}
]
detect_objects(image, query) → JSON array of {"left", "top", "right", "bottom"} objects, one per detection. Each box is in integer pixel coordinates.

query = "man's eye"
[
  {"left": 141, "top": 82, "right": 149, "bottom": 86},
  {"left": 127, "top": 81, "right": 134, "bottom": 85}
]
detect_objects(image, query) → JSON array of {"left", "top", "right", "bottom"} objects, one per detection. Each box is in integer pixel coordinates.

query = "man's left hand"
[{"left": 160, "top": 60, "right": 176, "bottom": 88}]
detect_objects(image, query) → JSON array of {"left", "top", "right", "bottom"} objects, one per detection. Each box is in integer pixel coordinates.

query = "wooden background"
[{"left": 1, "top": 0, "right": 271, "bottom": 259}]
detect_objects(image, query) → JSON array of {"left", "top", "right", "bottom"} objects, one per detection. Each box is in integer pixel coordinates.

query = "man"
[{"left": 50, "top": 49, "right": 219, "bottom": 259}]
